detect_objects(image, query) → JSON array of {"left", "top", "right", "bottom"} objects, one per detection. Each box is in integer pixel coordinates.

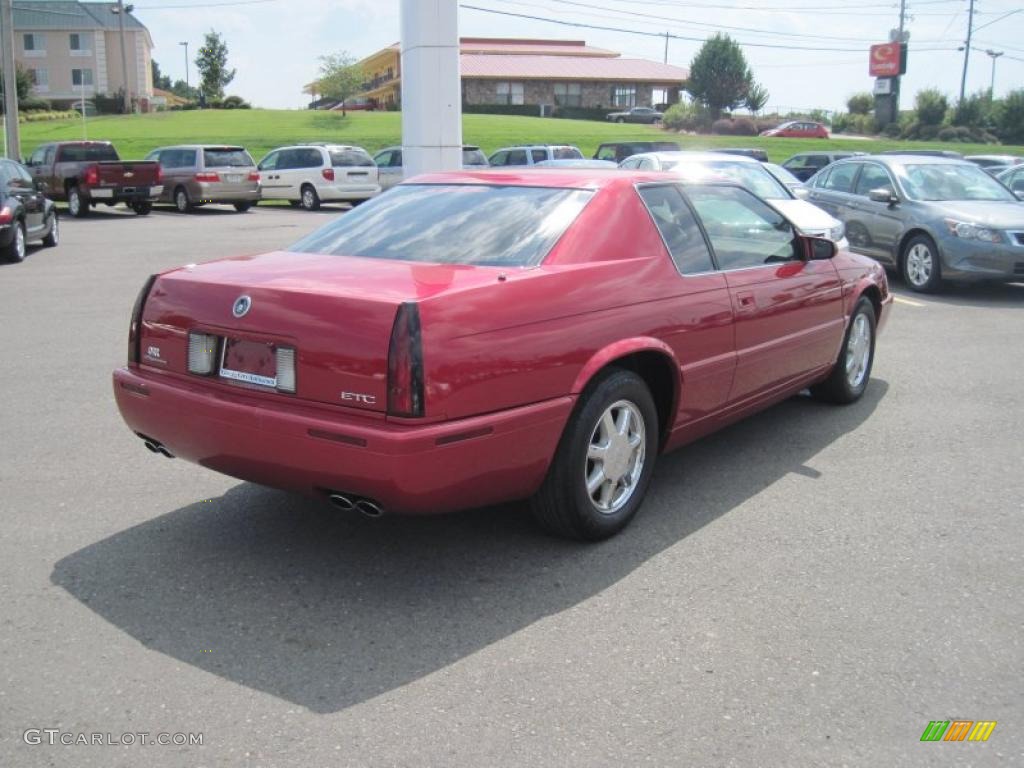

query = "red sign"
[{"left": 869, "top": 42, "right": 902, "bottom": 77}]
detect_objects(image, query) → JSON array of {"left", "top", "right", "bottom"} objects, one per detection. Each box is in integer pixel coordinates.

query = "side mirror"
[
  {"left": 804, "top": 236, "right": 836, "bottom": 261},
  {"left": 868, "top": 187, "right": 897, "bottom": 205}
]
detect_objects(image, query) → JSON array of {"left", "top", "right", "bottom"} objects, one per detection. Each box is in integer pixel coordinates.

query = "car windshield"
[
  {"left": 289, "top": 184, "right": 594, "bottom": 267},
  {"left": 899, "top": 163, "right": 1016, "bottom": 202},
  {"left": 203, "top": 148, "right": 254, "bottom": 168},
  {"left": 552, "top": 147, "right": 583, "bottom": 160},
  {"left": 675, "top": 161, "right": 789, "bottom": 199},
  {"left": 765, "top": 163, "right": 801, "bottom": 185},
  {"left": 330, "top": 149, "right": 374, "bottom": 167},
  {"left": 59, "top": 145, "right": 118, "bottom": 162},
  {"left": 462, "top": 148, "right": 488, "bottom": 166}
]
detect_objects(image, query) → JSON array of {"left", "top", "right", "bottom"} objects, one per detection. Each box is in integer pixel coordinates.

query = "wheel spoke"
[
  {"left": 587, "top": 443, "right": 608, "bottom": 461},
  {"left": 598, "top": 479, "right": 616, "bottom": 508},
  {"left": 600, "top": 411, "right": 616, "bottom": 440},
  {"left": 586, "top": 467, "right": 606, "bottom": 495},
  {"left": 616, "top": 406, "right": 632, "bottom": 436}
]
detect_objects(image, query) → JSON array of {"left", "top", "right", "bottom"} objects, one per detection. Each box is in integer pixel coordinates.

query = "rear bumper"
[
  {"left": 194, "top": 182, "right": 261, "bottom": 203},
  {"left": 88, "top": 185, "right": 163, "bottom": 202},
  {"left": 112, "top": 367, "right": 573, "bottom": 514}
]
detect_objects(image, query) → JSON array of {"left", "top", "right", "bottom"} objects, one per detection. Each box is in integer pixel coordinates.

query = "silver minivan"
[
  {"left": 373, "top": 145, "right": 489, "bottom": 191},
  {"left": 145, "top": 145, "right": 261, "bottom": 213}
]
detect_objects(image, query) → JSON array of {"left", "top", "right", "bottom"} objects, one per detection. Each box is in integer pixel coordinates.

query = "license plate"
[
  {"left": 225, "top": 174, "right": 243, "bottom": 183},
  {"left": 220, "top": 338, "right": 276, "bottom": 387}
]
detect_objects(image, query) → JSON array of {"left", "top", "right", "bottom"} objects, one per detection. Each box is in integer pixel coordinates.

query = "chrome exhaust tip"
[
  {"left": 328, "top": 493, "right": 355, "bottom": 512},
  {"left": 355, "top": 499, "right": 384, "bottom": 518}
]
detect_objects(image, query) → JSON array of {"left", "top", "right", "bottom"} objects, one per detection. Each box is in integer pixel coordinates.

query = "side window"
[
  {"left": 687, "top": 184, "right": 798, "bottom": 270},
  {"left": 638, "top": 185, "right": 715, "bottom": 275},
  {"left": 29, "top": 146, "right": 47, "bottom": 166},
  {"left": 15, "top": 164, "right": 33, "bottom": 184},
  {"left": 276, "top": 150, "right": 297, "bottom": 170},
  {"left": 390, "top": 150, "right": 403, "bottom": 167},
  {"left": 806, "top": 155, "right": 829, "bottom": 169},
  {"left": 596, "top": 146, "right": 616, "bottom": 161},
  {"left": 301, "top": 149, "right": 323, "bottom": 168},
  {"left": 638, "top": 158, "right": 654, "bottom": 171},
  {"left": 44, "top": 146, "right": 56, "bottom": 165},
  {"left": 506, "top": 150, "right": 528, "bottom": 166},
  {"left": 145, "top": 150, "right": 160, "bottom": 162},
  {"left": 373, "top": 151, "right": 391, "bottom": 168},
  {"left": 531, "top": 149, "right": 547, "bottom": 164},
  {"left": 854, "top": 164, "right": 894, "bottom": 196},
  {"left": 489, "top": 151, "right": 508, "bottom": 167},
  {"left": 620, "top": 157, "right": 641, "bottom": 170},
  {"left": 258, "top": 151, "right": 279, "bottom": 171},
  {"left": 822, "top": 163, "right": 857, "bottom": 193}
]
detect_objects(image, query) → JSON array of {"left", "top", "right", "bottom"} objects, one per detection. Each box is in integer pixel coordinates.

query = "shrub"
[
  {"left": 18, "top": 96, "right": 51, "bottom": 111},
  {"left": 883, "top": 122, "right": 902, "bottom": 138},
  {"left": 846, "top": 92, "right": 874, "bottom": 115},
  {"left": 461, "top": 103, "right": 543, "bottom": 117},
  {"left": 220, "top": 95, "right": 251, "bottom": 109},
  {"left": 995, "top": 88, "right": 1024, "bottom": 143},
  {"left": 951, "top": 90, "right": 991, "bottom": 128},
  {"left": 662, "top": 101, "right": 711, "bottom": 132},
  {"left": 915, "top": 89, "right": 948, "bottom": 126},
  {"left": 732, "top": 117, "right": 757, "bottom": 136},
  {"left": 711, "top": 118, "right": 734, "bottom": 135},
  {"left": 553, "top": 106, "right": 610, "bottom": 121}
]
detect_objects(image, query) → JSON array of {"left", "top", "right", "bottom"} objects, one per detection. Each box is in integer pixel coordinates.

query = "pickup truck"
[{"left": 25, "top": 141, "right": 163, "bottom": 217}]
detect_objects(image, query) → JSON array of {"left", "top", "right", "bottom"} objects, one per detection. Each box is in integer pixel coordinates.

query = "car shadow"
[
  {"left": 891, "top": 281, "right": 1024, "bottom": 308},
  {"left": 51, "top": 382, "right": 887, "bottom": 714},
  {"left": 254, "top": 204, "right": 353, "bottom": 214},
  {"left": 56, "top": 207, "right": 146, "bottom": 221}
]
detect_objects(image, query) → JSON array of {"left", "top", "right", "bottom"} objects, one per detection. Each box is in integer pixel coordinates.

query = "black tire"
[
  {"left": 233, "top": 202, "right": 253, "bottom": 212},
  {"left": 349, "top": 199, "right": 366, "bottom": 207},
  {"left": 811, "top": 296, "right": 876, "bottom": 405},
  {"left": 300, "top": 184, "right": 320, "bottom": 211},
  {"left": 900, "top": 233, "right": 942, "bottom": 293},
  {"left": 131, "top": 201, "right": 153, "bottom": 215},
  {"left": 615, "top": 117, "right": 625, "bottom": 124},
  {"left": 67, "top": 186, "right": 89, "bottom": 218},
  {"left": 174, "top": 186, "right": 193, "bottom": 213},
  {"left": 42, "top": 212, "right": 59, "bottom": 247},
  {"left": 530, "top": 368, "right": 659, "bottom": 540},
  {"left": 288, "top": 200, "right": 301, "bottom": 208},
  {"left": 2, "top": 220, "right": 27, "bottom": 262}
]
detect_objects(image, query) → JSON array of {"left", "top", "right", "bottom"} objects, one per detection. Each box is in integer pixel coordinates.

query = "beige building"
[{"left": 13, "top": 1, "right": 154, "bottom": 109}]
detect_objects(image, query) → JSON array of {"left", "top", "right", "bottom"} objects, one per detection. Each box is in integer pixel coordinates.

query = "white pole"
[
  {"left": 80, "top": 80, "right": 87, "bottom": 139},
  {"left": 399, "top": 0, "right": 462, "bottom": 178}
]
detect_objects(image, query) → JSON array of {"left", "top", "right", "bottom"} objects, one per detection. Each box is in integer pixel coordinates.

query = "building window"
[
  {"left": 495, "top": 81, "right": 524, "bottom": 105},
  {"left": 69, "top": 33, "right": 89, "bottom": 54},
  {"left": 29, "top": 68, "right": 49, "bottom": 91},
  {"left": 554, "top": 82, "right": 582, "bottom": 107},
  {"left": 23, "top": 33, "right": 46, "bottom": 55},
  {"left": 652, "top": 87, "right": 670, "bottom": 106},
  {"left": 611, "top": 85, "right": 637, "bottom": 108},
  {"left": 71, "top": 68, "right": 94, "bottom": 87}
]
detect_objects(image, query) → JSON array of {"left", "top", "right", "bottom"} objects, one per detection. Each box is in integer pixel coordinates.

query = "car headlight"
[
  {"left": 944, "top": 218, "right": 1003, "bottom": 243},
  {"left": 829, "top": 222, "right": 845, "bottom": 242}
]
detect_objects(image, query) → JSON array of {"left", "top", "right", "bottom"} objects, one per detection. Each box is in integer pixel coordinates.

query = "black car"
[
  {"left": 594, "top": 140, "right": 681, "bottom": 163},
  {"left": 0, "top": 158, "right": 58, "bottom": 263}
]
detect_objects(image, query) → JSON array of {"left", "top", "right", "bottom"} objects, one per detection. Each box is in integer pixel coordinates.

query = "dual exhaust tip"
[
  {"left": 142, "top": 437, "right": 174, "bottom": 458},
  {"left": 328, "top": 492, "right": 385, "bottom": 518}
]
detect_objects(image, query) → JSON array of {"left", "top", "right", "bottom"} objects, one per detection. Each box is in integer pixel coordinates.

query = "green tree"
[
  {"left": 317, "top": 52, "right": 365, "bottom": 115},
  {"left": 744, "top": 82, "right": 769, "bottom": 116},
  {"left": 194, "top": 30, "right": 235, "bottom": 101},
  {"left": 996, "top": 88, "right": 1024, "bottom": 143},
  {"left": 170, "top": 79, "right": 198, "bottom": 101},
  {"left": 685, "top": 34, "right": 753, "bottom": 119},
  {"left": 846, "top": 92, "right": 873, "bottom": 115},
  {"left": 151, "top": 60, "right": 172, "bottom": 91},
  {"left": 0, "top": 65, "right": 34, "bottom": 104},
  {"left": 952, "top": 89, "right": 991, "bottom": 128},
  {"left": 915, "top": 88, "right": 948, "bottom": 126}
]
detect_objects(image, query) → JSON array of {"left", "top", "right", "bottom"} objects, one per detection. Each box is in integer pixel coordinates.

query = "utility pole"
[
  {"left": 663, "top": 31, "right": 669, "bottom": 64},
  {"left": 115, "top": 1, "right": 131, "bottom": 113},
  {"left": 959, "top": 0, "right": 975, "bottom": 104},
  {"left": 179, "top": 41, "right": 189, "bottom": 93},
  {"left": 986, "top": 49, "right": 1003, "bottom": 100},
  {"left": 1, "top": 0, "right": 21, "bottom": 160}
]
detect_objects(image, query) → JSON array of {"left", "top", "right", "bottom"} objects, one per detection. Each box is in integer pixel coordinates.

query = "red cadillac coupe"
[{"left": 113, "top": 170, "right": 891, "bottom": 539}]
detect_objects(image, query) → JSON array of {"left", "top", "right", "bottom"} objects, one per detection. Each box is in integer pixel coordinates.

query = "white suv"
[
  {"left": 256, "top": 144, "right": 381, "bottom": 210},
  {"left": 488, "top": 145, "right": 584, "bottom": 167}
]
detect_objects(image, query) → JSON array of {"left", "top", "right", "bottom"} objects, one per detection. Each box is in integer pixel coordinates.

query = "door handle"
[{"left": 736, "top": 291, "right": 756, "bottom": 310}]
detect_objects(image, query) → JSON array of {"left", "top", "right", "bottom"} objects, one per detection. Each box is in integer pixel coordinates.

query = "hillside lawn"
[{"left": 18, "top": 109, "right": 1024, "bottom": 165}]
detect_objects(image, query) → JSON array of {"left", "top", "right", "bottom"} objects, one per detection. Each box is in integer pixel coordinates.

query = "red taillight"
[
  {"left": 128, "top": 274, "right": 158, "bottom": 364},
  {"left": 194, "top": 171, "right": 220, "bottom": 182},
  {"left": 155, "top": 164, "right": 163, "bottom": 184},
  {"left": 248, "top": 171, "right": 260, "bottom": 182},
  {"left": 321, "top": 167, "right": 335, "bottom": 181},
  {"left": 387, "top": 303, "right": 424, "bottom": 418},
  {"left": 84, "top": 165, "right": 99, "bottom": 186},
  {"left": 0, "top": 205, "right": 13, "bottom": 224}
]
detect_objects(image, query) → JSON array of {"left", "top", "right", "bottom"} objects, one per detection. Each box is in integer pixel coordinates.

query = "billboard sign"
[{"left": 870, "top": 42, "right": 903, "bottom": 77}]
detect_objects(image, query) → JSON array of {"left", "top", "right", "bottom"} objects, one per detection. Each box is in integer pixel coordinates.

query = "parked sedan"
[
  {"left": 782, "top": 151, "right": 866, "bottom": 182},
  {"left": 145, "top": 145, "right": 261, "bottom": 213},
  {"left": 373, "top": 145, "right": 488, "bottom": 191},
  {"left": 113, "top": 169, "right": 890, "bottom": 540},
  {"left": 805, "top": 155, "right": 1024, "bottom": 292},
  {"left": 605, "top": 107, "right": 663, "bottom": 124},
  {"left": 620, "top": 151, "right": 846, "bottom": 243},
  {"left": 997, "top": 165, "right": 1024, "bottom": 195},
  {"left": 258, "top": 144, "right": 380, "bottom": 209},
  {"left": 0, "top": 158, "right": 58, "bottom": 262},
  {"left": 760, "top": 121, "right": 829, "bottom": 139}
]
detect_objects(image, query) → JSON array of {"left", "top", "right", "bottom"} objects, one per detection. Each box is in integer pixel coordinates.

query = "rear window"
[
  {"left": 203, "top": 148, "right": 254, "bottom": 168},
  {"left": 58, "top": 144, "right": 118, "bottom": 162},
  {"left": 330, "top": 148, "right": 374, "bottom": 167},
  {"left": 552, "top": 147, "right": 583, "bottom": 160},
  {"left": 462, "top": 148, "right": 487, "bottom": 166},
  {"left": 289, "top": 184, "right": 593, "bottom": 267}
]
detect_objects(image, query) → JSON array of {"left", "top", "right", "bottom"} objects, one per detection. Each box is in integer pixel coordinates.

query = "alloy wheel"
[
  {"left": 584, "top": 399, "right": 646, "bottom": 514},
  {"left": 845, "top": 313, "right": 872, "bottom": 389},
  {"left": 906, "top": 243, "right": 933, "bottom": 287}
]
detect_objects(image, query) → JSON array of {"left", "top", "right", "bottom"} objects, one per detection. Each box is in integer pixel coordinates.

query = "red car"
[
  {"left": 760, "top": 120, "right": 830, "bottom": 139},
  {"left": 113, "top": 170, "right": 890, "bottom": 540}
]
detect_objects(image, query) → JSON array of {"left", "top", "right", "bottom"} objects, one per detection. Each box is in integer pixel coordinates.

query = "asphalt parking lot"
[{"left": 1, "top": 203, "right": 1022, "bottom": 767}]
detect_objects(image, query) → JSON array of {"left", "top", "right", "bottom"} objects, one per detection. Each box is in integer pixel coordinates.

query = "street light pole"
[
  {"left": 1, "top": 0, "right": 21, "bottom": 160},
  {"left": 959, "top": 0, "right": 975, "bottom": 104},
  {"left": 179, "top": 41, "right": 189, "bottom": 93},
  {"left": 114, "top": 1, "right": 131, "bottom": 113},
  {"left": 985, "top": 49, "right": 1003, "bottom": 100}
]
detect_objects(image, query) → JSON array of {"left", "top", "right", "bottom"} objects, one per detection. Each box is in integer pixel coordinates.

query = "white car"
[
  {"left": 256, "top": 144, "right": 380, "bottom": 210},
  {"left": 488, "top": 145, "right": 584, "bottom": 167},
  {"left": 373, "top": 145, "right": 489, "bottom": 191},
  {"left": 620, "top": 151, "right": 847, "bottom": 245}
]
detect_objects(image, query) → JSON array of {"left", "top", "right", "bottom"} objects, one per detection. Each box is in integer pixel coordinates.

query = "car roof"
[
  {"left": 407, "top": 168, "right": 701, "bottom": 190},
  {"left": 492, "top": 145, "right": 581, "bottom": 151},
  {"left": 155, "top": 144, "right": 247, "bottom": 151},
  {"left": 377, "top": 145, "right": 482, "bottom": 153},
  {"left": 861, "top": 154, "right": 973, "bottom": 166},
  {"left": 640, "top": 151, "right": 760, "bottom": 164}
]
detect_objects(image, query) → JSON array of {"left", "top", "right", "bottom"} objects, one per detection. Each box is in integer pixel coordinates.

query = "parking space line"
[{"left": 893, "top": 296, "right": 926, "bottom": 307}]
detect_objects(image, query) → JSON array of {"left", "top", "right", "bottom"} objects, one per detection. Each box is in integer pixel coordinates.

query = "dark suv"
[
  {"left": 782, "top": 151, "right": 866, "bottom": 182},
  {"left": 593, "top": 141, "right": 681, "bottom": 163}
]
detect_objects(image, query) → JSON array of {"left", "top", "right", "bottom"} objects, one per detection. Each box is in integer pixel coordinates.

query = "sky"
[{"left": 132, "top": 0, "right": 1024, "bottom": 114}]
